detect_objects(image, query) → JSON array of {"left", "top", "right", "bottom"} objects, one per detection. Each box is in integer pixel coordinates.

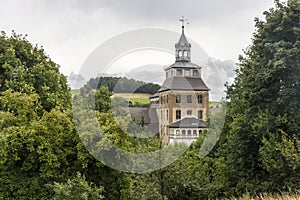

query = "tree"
[
  {"left": 95, "top": 86, "right": 112, "bottom": 112},
  {"left": 0, "top": 31, "right": 71, "bottom": 113},
  {"left": 85, "top": 76, "right": 160, "bottom": 94},
  {"left": 0, "top": 99, "right": 78, "bottom": 199},
  {"left": 211, "top": 0, "right": 300, "bottom": 197},
  {"left": 50, "top": 172, "right": 104, "bottom": 200},
  {"left": 0, "top": 32, "right": 80, "bottom": 199}
]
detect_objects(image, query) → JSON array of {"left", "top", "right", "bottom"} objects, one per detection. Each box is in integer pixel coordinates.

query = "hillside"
[{"left": 85, "top": 76, "right": 160, "bottom": 94}]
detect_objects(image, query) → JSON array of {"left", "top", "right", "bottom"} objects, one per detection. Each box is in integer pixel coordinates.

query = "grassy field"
[
  {"left": 71, "top": 89, "right": 80, "bottom": 97},
  {"left": 228, "top": 192, "right": 300, "bottom": 200},
  {"left": 113, "top": 93, "right": 223, "bottom": 107},
  {"left": 73, "top": 90, "right": 222, "bottom": 107},
  {"left": 112, "top": 93, "right": 152, "bottom": 99},
  {"left": 112, "top": 93, "right": 151, "bottom": 105},
  {"left": 209, "top": 101, "right": 222, "bottom": 108},
  {"left": 71, "top": 90, "right": 151, "bottom": 104}
]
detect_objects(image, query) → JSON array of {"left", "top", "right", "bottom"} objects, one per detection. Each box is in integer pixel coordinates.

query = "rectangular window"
[
  {"left": 176, "top": 95, "right": 181, "bottom": 103},
  {"left": 187, "top": 110, "right": 192, "bottom": 115},
  {"left": 197, "top": 95, "right": 203, "bottom": 103},
  {"left": 187, "top": 95, "right": 192, "bottom": 103},
  {"left": 184, "top": 69, "right": 191, "bottom": 76},
  {"left": 176, "top": 69, "right": 182, "bottom": 76},
  {"left": 176, "top": 110, "right": 181, "bottom": 120},
  {"left": 166, "top": 110, "right": 169, "bottom": 120},
  {"left": 198, "top": 110, "right": 203, "bottom": 119},
  {"left": 193, "top": 69, "right": 199, "bottom": 76}
]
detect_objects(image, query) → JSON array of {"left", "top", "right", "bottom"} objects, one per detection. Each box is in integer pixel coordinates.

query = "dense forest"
[
  {"left": 85, "top": 76, "right": 160, "bottom": 94},
  {"left": 0, "top": 0, "right": 299, "bottom": 199}
]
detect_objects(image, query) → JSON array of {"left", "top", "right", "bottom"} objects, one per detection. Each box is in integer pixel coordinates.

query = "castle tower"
[{"left": 150, "top": 17, "right": 210, "bottom": 145}]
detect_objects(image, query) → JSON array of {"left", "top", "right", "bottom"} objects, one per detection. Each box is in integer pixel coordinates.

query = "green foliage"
[
  {"left": 208, "top": 0, "right": 300, "bottom": 197},
  {"left": 1, "top": 1, "right": 299, "bottom": 199},
  {"left": 0, "top": 31, "right": 71, "bottom": 113},
  {"left": 128, "top": 98, "right": 150, "bottom": 107},
  {"left": 0, "top": 106, "right": 78, "bottom": 199},
  {"left": 72, "top": 89, "right": 135, "bottom": 199},
  {"left": 95, "top": 86, "right": 112, "bottom": 112},
  {"left": 50, "top": 172, "right": 104, "bottom": 200},
  {"left": 0, "top": 32, "right": 77, "bottom": 199},
  {"left": 86, "top": 76, "right": 160, "bottom": 94}
]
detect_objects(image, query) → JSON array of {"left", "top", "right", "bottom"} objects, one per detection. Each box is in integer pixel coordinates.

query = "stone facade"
[{"left": 150, "top": 24, "right": 209, "bottom": 145}]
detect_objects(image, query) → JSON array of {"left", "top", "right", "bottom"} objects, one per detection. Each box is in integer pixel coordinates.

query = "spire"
[{"left": 175, "top": 16, "right": 191, "bottom": 62}]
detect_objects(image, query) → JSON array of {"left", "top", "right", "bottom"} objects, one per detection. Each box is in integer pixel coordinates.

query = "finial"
[{"left": 179, "top": 16, "right": 188, "bottom": 33}]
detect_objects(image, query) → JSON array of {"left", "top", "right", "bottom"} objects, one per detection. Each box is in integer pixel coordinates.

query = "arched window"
[
  {"left": 178, "top": 50, "right": 182, "bottom": 57},
  {"left": 184, "top": 51, "right": 188, "bottom": 57},
  {"left": 193, "top": 130, "right": 197, "bottom": 136},
  {"left": 182, "top": 130, "right": 186, "bottom": 135},
  {"left": 187, "top": 130, "right": 192, "bottom": 137}
]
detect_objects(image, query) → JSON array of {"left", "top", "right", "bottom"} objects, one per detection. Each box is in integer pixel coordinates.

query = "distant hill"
[{"left": 86, "top": 76, "right": 160, "bottom": 94}]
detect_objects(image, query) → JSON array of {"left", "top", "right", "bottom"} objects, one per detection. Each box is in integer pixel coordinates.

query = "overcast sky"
[
  {"left": 0, "top": 0, "right": 278, "bottom": 99},
  {"left": 1, "top": 0, "right": 276, "bottom": 73}
]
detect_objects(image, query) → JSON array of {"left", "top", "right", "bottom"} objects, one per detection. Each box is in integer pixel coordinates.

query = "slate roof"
[
  {"left": 125, "top": 107, "right": 151, "bottom": 124},
  {"left": 168, "top": 116, "right": 206, "bottom": 128},
  {"left": 175, "top": 33, "right": 191, "bottom": 48},
  {"left": 125, "top": 107, "right": 159, "bottom": 133},
  {"left": 149, "top": 93, "right": 159, "bottom": 99},
  {"left": 158, "top": 76, "right": 210, "bottom": 92},
  {"left": 165, "top": 61, "right": 200, "bottom": 70}
]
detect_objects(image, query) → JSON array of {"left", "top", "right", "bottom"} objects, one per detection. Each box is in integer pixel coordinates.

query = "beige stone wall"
[{"left": 157, "top": 90, "right": 209, "bottom": 145}]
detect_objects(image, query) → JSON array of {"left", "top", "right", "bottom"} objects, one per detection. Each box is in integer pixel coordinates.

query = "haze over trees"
[{"left": 0, "top": 0, "right": 299, "bottom": 199}]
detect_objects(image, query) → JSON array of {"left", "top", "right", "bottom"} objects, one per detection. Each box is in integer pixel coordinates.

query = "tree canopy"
[
  {"left": 85, "top": 76, "right": 160, "bottom": 94},
  {"left": 209, "top": 0, "right": 300, "bottom": 196},
  {"left": 0, "top": 0, "right": 299, "bottom": 199}
]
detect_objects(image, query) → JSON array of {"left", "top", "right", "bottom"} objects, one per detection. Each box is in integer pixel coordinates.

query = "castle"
[{"left": 149, "top": 18, "right": 210, "bottom": 145}]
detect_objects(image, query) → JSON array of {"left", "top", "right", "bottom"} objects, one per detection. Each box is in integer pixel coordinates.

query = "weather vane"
[{"left": 179, "top": 16, "right": 189, "bottom": 33}]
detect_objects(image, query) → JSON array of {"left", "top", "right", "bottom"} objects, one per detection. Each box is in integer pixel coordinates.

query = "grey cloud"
[
  {"left": 83, "top": 0, "right": 274, "bottom": 24},
  {"left": 126, "top": 59, "right": 237, "bottom": 101},
  {"left": 203, "top": 58, "right": 237, "bottom": 101},
  {"left": 126, "top": 64, "right": 165, "bottom": 84},
  {"left": 29, "top": 0, "right": 274, "bottom": 26}
]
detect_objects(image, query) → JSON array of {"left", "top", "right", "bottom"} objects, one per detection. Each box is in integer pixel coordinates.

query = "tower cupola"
[{"left": 175, "top": 16, "right": 191, "bottom": 62}]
